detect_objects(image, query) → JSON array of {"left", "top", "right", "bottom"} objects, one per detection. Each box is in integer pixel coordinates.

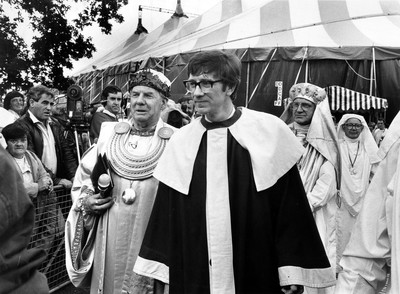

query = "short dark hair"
[
  {"left": 187, "top": 50, "right": 241, "bottom": 100},
  {"left": 2, "top": 123, "right": 27, "bottom": 142},
  {"left": 4, "top": 91, "right": 24, "bottom": 110},
  {"left": 26, "top": 85, "right": 54, "bottom": 107},
  {"left": 101, "top": 85, "right": 122, "bottom": 106}
]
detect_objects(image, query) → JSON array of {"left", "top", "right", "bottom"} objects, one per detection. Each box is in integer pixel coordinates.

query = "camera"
[{"left": 66, "top": 85, "right": 90, "bottom": 131}]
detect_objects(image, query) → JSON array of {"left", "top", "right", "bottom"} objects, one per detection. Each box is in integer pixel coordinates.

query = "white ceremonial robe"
[{"left": 65, "top": 119, "right": 169, "bottom": 294}]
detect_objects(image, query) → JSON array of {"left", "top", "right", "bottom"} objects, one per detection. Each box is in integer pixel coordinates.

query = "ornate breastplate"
[{"left": 107, "top": 122, "right": 173, "bottom": 180}]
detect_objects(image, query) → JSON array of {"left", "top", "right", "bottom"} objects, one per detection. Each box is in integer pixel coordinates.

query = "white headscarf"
[{"left": 337, "top": 114, "right": 380, "bottom": 164}]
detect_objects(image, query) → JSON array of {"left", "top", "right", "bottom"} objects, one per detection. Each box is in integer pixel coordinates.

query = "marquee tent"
[{"left": 74, "top": 0, "right": 400, "bottom": 122}]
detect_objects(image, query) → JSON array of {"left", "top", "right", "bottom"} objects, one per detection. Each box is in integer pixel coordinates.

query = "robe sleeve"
[
  {"left": 307, "top": 160, "right": 337, "bottom": 211},
  {"left": 134, "top": 182, "right": 171, "bottom": 284},
  {"left": 65, "top": 145, "right": 98, "bottom": 287},
  {"left": 275, "top": 166, "right": 336, "bottom": 288}
]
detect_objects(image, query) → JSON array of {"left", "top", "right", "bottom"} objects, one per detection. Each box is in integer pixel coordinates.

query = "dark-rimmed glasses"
[
  {"left": 344, "top": 123, "right": 363, "bottom": 129},
  {"left": 183, "top": 80, "right": 222, "bottom": 92}
]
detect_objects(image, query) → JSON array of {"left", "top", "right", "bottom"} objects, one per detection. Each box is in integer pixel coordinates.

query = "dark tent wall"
[
  {"left": 240, "top": 58, "right": 400, "bottom": 122},
  {"left": 159, "top": 49, "right": 399, "bottom": 123},
  {"left": 76, "top": 48, "right": 399, "bottom": 124}
]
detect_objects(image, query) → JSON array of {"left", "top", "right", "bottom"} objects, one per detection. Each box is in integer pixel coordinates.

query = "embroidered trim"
[
  {"left": 130, "top": 128, "right": 155, "bottom": 137},
  {"left": 107, "top": 131, "right": 167, "bottom": 180},
  {"left": 71, "top": 213, "right": 84, "bottom": 270}
]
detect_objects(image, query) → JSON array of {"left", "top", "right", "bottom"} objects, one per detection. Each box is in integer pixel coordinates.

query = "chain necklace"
[{"left": 346, "top": 141, "right": 360, "bottom": 175}]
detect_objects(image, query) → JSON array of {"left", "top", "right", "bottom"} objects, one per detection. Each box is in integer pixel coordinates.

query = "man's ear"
[
  {"left": 226, "top": 85, "right": 235, "bottom": 97},
  {"left": 29, "top": 98, "right": 35, "bottom": 107},
  {"left": 161, "top": 98, "right": 167, "bottom": 110}
]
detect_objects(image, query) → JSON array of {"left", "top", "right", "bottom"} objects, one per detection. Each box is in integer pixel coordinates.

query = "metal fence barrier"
[{"left": 27, "top": 185, "right": 72, "bottom": 293}]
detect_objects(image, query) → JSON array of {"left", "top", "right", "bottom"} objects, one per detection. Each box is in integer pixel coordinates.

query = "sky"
[
  {"left": 65, "top": 0, "right": 218, "bottom": 76},
  {"left": 4, "top": 0, "right": 218, "bottom": 77}
]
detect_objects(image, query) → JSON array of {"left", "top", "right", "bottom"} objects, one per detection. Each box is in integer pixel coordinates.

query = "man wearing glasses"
[
  {"left": 134, "top": 51, "right": 335, "bottom": 294},
  {"left": 89, "top": 85, "right": 122, "bottom": 144},
  {"left": 335, "top": 114, "right": 380, "bottom": 270},
  {"left": 281, "top": 83, "right": 339, "bottom": 294}
]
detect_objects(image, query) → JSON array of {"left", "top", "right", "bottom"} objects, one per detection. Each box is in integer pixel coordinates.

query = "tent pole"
[
  {"left": 305, "top": 60, "right": 309, "bottom": 83},
  {"left": 373, "top": 47, "right": 377, "bottom": 97},
  {"left": 245, "top": 62, "right": 250, "bottom": 107},
  {"left": 369, "top": 55, "right": 373, "bottom": 97}
]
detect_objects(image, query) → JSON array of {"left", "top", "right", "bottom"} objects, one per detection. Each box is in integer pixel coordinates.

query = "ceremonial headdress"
[
  {"left": 129, "top": 69, "right": 171, "bottom": 98},
  {"left": 289, "top": 83, "right": 326, "bottom": 104}
]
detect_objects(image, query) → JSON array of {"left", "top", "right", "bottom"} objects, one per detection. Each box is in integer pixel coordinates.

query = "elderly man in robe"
[
  {"left": 335, "top": 114, "right": 380, "bottom": 267},
  {"left": 281, "top": 83, "right": 340, "bottom": 294},
  {"left": 335, "top": 111, "right": 400, "bottom": 293},
  {"left": 65, "top": 69, "right": 175, "bottom": 294}
]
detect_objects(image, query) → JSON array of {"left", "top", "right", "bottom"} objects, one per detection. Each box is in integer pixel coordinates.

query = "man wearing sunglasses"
[
  {"left": 134, "top": 51, "right": 335, "bottom": 294},
  {"left": 89, "top": 85, "right": 122, "bottom": 144}
]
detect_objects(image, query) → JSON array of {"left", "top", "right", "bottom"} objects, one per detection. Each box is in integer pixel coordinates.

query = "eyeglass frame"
[
  {"left": 183, "top": 79, "right": 223, "bottom": 92},
  {"left": 343, "top": 123, "right": 364, "bottom": 130}
]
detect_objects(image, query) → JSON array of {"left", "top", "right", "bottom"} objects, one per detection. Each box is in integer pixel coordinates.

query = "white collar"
[
  {"left": 28, "top": 110, "right": 49, "bottom": 125},
  {"left": 204, "top": 107, "right": 235, "bottom": 123}
]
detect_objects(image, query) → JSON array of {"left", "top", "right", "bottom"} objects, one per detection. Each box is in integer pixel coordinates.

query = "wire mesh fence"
[{"left": 27, "top": 185, "right": 73, "bottom": 292}]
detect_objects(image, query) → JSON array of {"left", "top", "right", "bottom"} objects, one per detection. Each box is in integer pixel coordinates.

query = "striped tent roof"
[
  {"left": 328, "top": 85, "right": 388, "bottom": 111},
  {"left": 74, "top": 0, "right": 400, "bottom": 76},
  {"left": 130, "top": 0, "right": 400, "bottom": 61},
  {"left": 75, "top": 15, "right": 191, "bottom": 75}
]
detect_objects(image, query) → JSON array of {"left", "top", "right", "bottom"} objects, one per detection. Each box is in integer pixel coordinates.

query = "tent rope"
[
  {"left": 345, "top": 60, "right": 373, "bottom": 81},
  {"left": 170, "top": 63, "right": 189, "bottom": 85},
  {"left": 247, "top": 48, "right": 277, "bottom": 105}
]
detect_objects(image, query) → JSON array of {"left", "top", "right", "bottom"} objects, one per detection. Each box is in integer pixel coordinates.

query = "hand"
[
  {"left": 38, "top": 176, "right": 53, "bottom": 192},
  {"left": 82, "top": 193, "right": 114, "bottom": 215},
  {"left": 281, "top": 285, "right": 304, "bottom": 294},
  {"left": 59, "top": 178, "right": 72, "bottom": 189}
]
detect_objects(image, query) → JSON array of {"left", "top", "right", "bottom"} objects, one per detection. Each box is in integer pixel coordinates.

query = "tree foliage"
[{"left": 0, "top": 0, "right": 128, "bottom": 95}]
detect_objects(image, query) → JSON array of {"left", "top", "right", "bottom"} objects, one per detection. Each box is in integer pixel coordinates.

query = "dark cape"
[{"left": 134, "top": 108, "right": 335, "bottom": 294}]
